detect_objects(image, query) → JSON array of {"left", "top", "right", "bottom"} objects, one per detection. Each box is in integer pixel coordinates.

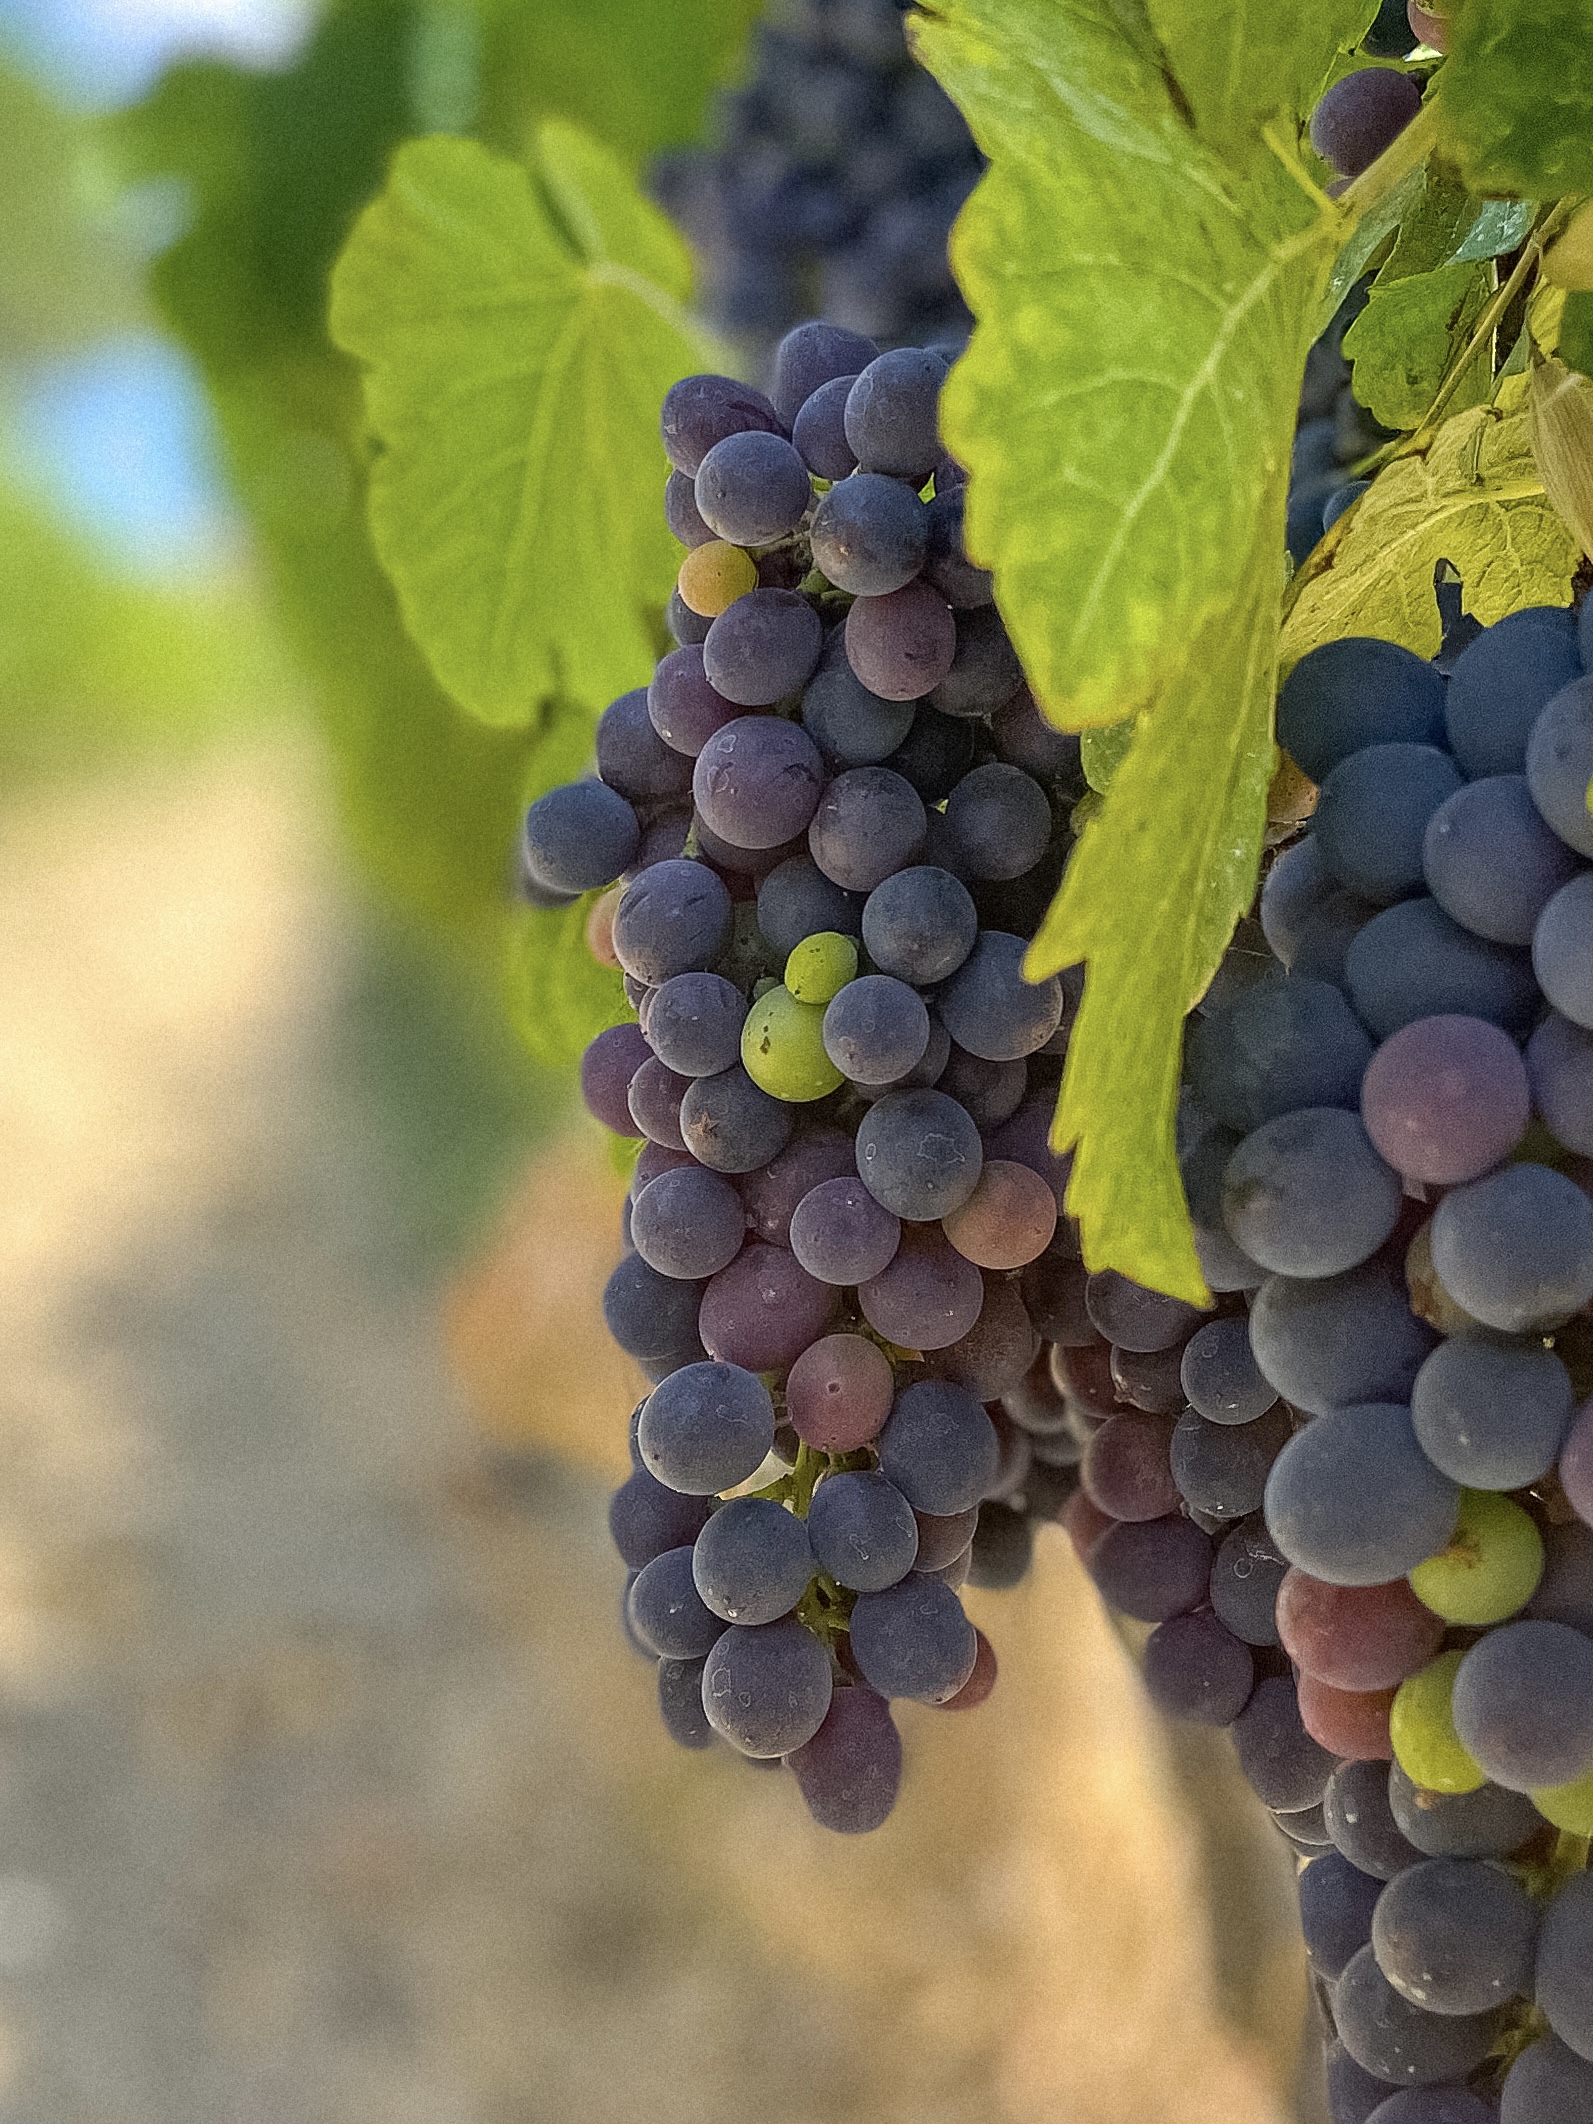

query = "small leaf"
[
  {"left": 1450, "top": 197, "right": 1537, "bottom": 265},
  {"left": 330, "top": 130, "right": 714, "bottom": 728},
  {"left": 1281, "top": 386, "right": 1580, "bottom": 666},
  {"left": 913, "top": 0, "right": 1342, "bottom": 726},
  {"left": 1441, "top": 0, "right": 1593, "bottom": 200},
  {"left": 1342, "top": 259, "right": 1492, "bottom": 430},
  {"left": 1142, "top": 0, "right": 1377, "bottom": 166},
  {"left": 1316, "top": 161, "right": 1426, "bottom": 335},
  {"left": 507, "top": 894, "right": 630, "bottom": 1069},
  {"left": 1027, "top": 545, "right": 1280, "bottom": 1303}
]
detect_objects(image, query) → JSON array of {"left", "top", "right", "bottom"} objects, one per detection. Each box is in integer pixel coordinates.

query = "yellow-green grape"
[
  {"left": 741, "top": 986, "right": 844, "bottom": 1102},
  {"left": 1532, "top": 1763, "right": 1593, "bottom": 1834},
  {"left": 785, "top": 930, "right": 858, "bottom": 1005},
  {"left": 1408, "top": 1490, "right": 1545, "bottom": 1626},
  {"left": 1391, "top": 1650, "right": 1487, "bottom": 1794},
  {"left": 677, "top": 540, "right": 758, "bottom": 618}
]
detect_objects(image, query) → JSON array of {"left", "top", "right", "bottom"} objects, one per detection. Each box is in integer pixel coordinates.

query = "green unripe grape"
[
  {"left": 1532, "top": 1763, "right": 1593, "bottom": 1835},
  {"left": 741, "top": 985, "right": 844, "bottom": 1102},
  {"left": 784, "top": 930, "right": 858, "bottom": 1006},
  {"left": 1391, "top": 1650, "right": 1486, "bottom": 1794},
  {"left": 1408, "top": 1489, "right": 1545, "bottom": 1626}
]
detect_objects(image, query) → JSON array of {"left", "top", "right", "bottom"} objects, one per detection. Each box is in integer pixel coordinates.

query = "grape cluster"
[
  {"left": 650, "top": 0, "right": 979, "bottom": 352},
  {"left": 1078, "top": 606, "right": 1592, "bottom": 2122},
  {"left": 524, "top": 321, "right": 1093, "bottom": 1834}
]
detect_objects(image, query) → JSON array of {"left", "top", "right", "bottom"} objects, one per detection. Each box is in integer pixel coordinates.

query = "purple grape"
[
  {"left": 647, "top": 644, "right": 741, "bottom": 757},
  {"left": 810, "top": 471, "right": 928, "bottom": 596},
  {"left": 808, "top": 764, "right": 927, "bottom": 890},
  {"left": 703, "top": 588, "right": 825, "bottom": 708},
  {"left": 692, "top": 715, "right": 826, "bottom": 848},
  {"left": 843, "top": 347, "right": 946, "bottom": 482},
  {"left": 1310, "top": 68, "right": 1424, "bottom": 178},
  {"left": 611, "top": 859, "right": 732, "bottom": 985},
  {"left": 845, "top": 581, "right": 958, "bottom": 700},
  {"left": 1423, "top": 774, "right": 1584, "bottom": 946},
  {"left": 787, "top": 1686, "right": 902, "bottom": 1833},
  {"left": 791, "top": 372, "right": 860, "bottom": 480},
  {"left": 630, "top": 1166, "right": 746, "bottom": 1280},
  {"left": 693, "top": 430, "right": 813, "bottom": 546},
  {"left": 789, "top": 1174, "right": 901, "bottom": 1284},
  {"left": 661, "top": 372, "right": 783, "bottom": 476},
  {"left": 770, "top": 322, "right": 880, "bottom": 426}
]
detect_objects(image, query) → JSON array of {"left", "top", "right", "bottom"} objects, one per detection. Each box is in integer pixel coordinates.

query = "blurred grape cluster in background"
[{"left": 0, "top": 3, "right": 1327, "bottom": 2118}]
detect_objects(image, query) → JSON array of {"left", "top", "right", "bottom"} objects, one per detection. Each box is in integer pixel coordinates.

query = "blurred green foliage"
[{"left": 0, "top": 66, "right": 142, "bottom": 352}]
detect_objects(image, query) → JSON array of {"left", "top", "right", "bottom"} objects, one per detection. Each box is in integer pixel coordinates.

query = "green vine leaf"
[
  {"left": 1441, "top": 0, "right": 1593, "bottom": 201},
  {"left": 1028, "top": 544, "right": 1280, "bottom": 1304},
  {"left": 1143, "top": 0, "right": 1377, "bottom": 167},
  {"left": 1281, "top": 384, "right": 1580, "bottom": 669},
  {"left": 1561, "top": 293, "right": 1593, "bottom": 377},
  {"left": 913, "top": 0, "right": 1343, "bottom": 727},
  {"left": 1342, "top": 259, "right": 1493, "bottom": 430},
  {"left": 329, "top": 127, "right": 715, "bottom": 729}
]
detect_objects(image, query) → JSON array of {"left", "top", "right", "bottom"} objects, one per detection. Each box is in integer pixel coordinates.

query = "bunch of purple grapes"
[
  {"left": 1058, "top": 606, "right": 1593, "bottom": 2123},
  {"left": 650, "top": 0, "right": 980, "bottom": 352},
  {"left": 521, "top": 320, "right": 1094, "bottom": 1834}
]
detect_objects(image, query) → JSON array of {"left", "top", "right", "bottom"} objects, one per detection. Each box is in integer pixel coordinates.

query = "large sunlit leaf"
[{"left": 1440, "top": 0, "right": 1593, "bottom": 201}]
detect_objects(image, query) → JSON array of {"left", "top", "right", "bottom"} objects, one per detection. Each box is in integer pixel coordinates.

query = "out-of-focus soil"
[{"left": 0, "top": 733, "right": 1318, "bottom": 2124}]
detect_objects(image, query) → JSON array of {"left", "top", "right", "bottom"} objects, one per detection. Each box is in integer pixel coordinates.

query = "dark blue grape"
[
  {"left": 680, "top": 1064, "right": 794, "bottom": 1174},
  {"left": 1233, "top": 1674, "right": 1338, "bottom": 1810},
  {"left": 822, "top": 973, "right": 930, "bottom": 1083},
  {"left": 847, "top": 1574, "right": 977, "bottom": 1702},
  {"left": 800, "top": 631, "right": 916, "bottom": 766},
  {"left": 608, "top": 1469, "right": 713, "bottom": 1569},
  {"left": 1323, "top": 479, "right": 1370, "bottom": 531},
  {"left": 521, "top": 779, "right": 639, "bottom": 893},
  {"left": 810, "top": 471, "right": 928, "bottom": 596},
  {"left": 1452, "top": 1621, "right": 1593, "bottom": 1791},
  {"left": 1525, "top": 674, "right": 1593, "bottom": 858},
  {"left": 923, "top": 482, "right": 993, "bottom": 607},
  {"left": 807, "top": 1471, "right": 919, "bottom": 1591},
  {"left": 603, "top": 1254, "right": 708, "bottom": 1365},
  {"left": 1386, "top": 1762, "right": 1541, "bottom": 1861},
  {"left": 691, "top": 1497, "right": 813, "bottom": 1624},
  {"left": 665, "top": 469, "right": 715, "bottom": 549},
  {"left": 788, "top": 1174, "right": 901, "bottom": 1285},
  {"left": 808, "top": 764, "right": 927, "bottom": 891},
  {"left": 626, "top": 1055, "right": 690, "bottom": 1152},
  {"left": 629, "top": 1545, "right": 728, "bottom": 1658},
  {"left": 755, "top": 854, "right": 863, "bottom": 957},
  {"left": 612, "top": 858, "right": 732, "bottom": 985},
  {"left": 1278, "top": 637, "right": 1447, "bottom": 782},
  {"left": 637, "top": 1360, "right": 775, "bottom": 1495},
  {"left": 876, "top": 1378, "right": 998, "bottom": 1516},
  {"left": 1346, "top": 897, "right": 1540, "bottom": 1040},
  {"left": 1535, "top": 872, "right": 1593, "bottom": 1030},
  {"left": 1088, "top": 1514, "right": 1213, "bottom": 1622},
  {"left": 930, "top": 606, "right": 1024, "bottom": 718},
  {"left": 1529, "top": 1010, "right": 1593, "bottom": 1155},
  {"left": 1444, "top": 605, "right": 1582, "bottom": 778},
  {"left": 693, "top": 430, "right": 813, "bottom": 546},
  {"left": 1187, "top": 976, "right": 1374, "bottom": 1133},
  {"left": 701, "top": 1618, "right": 833, "bottom": 1755},
  {"left": 1501, "top": 2036, "right": 1593, "bottom": 2124},
  {"left": 937, "top": 931, "right": 1064, "bottom": 1062},
  {"left": 1310, "top": 68, "right": 1424, "bottom": 177},
  {"left": 771, "top": 322, "right": 880, "bottom": 427},
  {"left": 1424, "top": 774, "right": 1584, "bottom": 946},
  {"left": 661, "top": 372, "right": 783, "bottom": 476},
  {"left": 791, "top": 372, "right": 860, "bottom": 480},
  {"left": 1315, "top": 744, "right": 1464, "bottom": 904},
  {"left": 645, "top": 971, "right": 747, "bottom": 1079},
  {"left": 1371, "top": 1856, "right": 1538, "bottom": 2016},
  {"left": 1181, "top": 1317, "right": 1279, "bottom": 1424},
  {"left": 1301, "top": 1850, "right": 1384, "bottom": 1980},
  {"left": 702, "top": 588, "right": 824, "bottom": 707},
  {"left": 1327, "top": 2039, "right": 1395, "bottom": 2124},
  {"left": 1171, "top": 1404, "right": 1293, "bottom": 1521},
  {"left": 1222, "top": 1108, "right": 1401, "bottom": 1279},
  {"left": 1209, "top": 1515, "right": 1287, "bottom": 1645},
  {"left": 647, "top": 643, "right": 738, "bottom": 756},
  {"left": 1084, "top": 1270, "right": 1205, "bottom": 1353},
  {"left": 855, "top": 1087, "right": 982, "bottom": 1219},
  {"left": 597, "top": 688, "right": 695, "bottom": 804},
  {"left": 845, "top": 580, "right": 958, "bottom": 700},
  {"left": 692, "top": 714, "right": 826, "bottom": 849},
  {"left": 630, "top": 1167, "right": 746, "bottom": 1280},
  {"left": 943, "top": 763, "right": 1051, "bottom": 879},
  {"left": 786, "top": 1685, "right": 902, "bottom": 1833},
  {"left": 861, "top": 864, "right": 978, "bottom": 986},
  {"left": 657, "top": 1655, "right": 715, "bottom": 1748},
  {"left": 844, "top": 346, "right": 945, "bottom": 482},
  {"left": 1411, "top": 1337, "right": 1573, "bottom": 1491},
  {"left": 1324, "top": 1759, "right": 1422, "bottom": 1882},
  {"left": 1142, "top": 1611, "right": 1254, "bottom": 1724},
  {"left": 1265, "top": 1401, "right": 1457, "bottom": 1585},
  {"left": 1431, "top": 1162, "right": 1593, "bottom": 1333}
]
